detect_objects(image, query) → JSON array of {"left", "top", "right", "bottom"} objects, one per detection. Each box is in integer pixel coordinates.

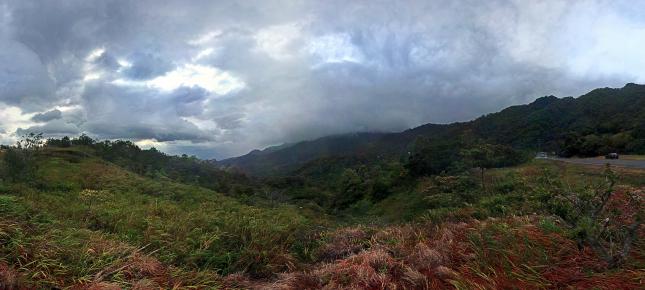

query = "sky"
[{"left": 1, "top": 0, "right": 645, "bottom": 159}]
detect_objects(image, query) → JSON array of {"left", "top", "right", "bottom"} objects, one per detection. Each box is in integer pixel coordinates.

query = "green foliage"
[
  {"left": 536, "top": 165, "right": 643, "bottom": 267},
  {"left": 41, "top": 136, "right": 254, "bottom": 196},
  {"left": 1, "top": 148, "right": 32, "bottom": 182},
  {"left": 537, "top": 217, "right": 563, "bottom": 234},
  {"left": 0, "top": 133, "right": 44, "bottom": 182},
  {"left": 461, "top": 142, "right": 526, "bottom": 170},
  {"left": 333, "top": 169, "right": 365, "bottom": 209},
  {"left": 406, "top": 137, "right": 462, "bottom": 176},
  {"left": 405, "top": 136, "right": 527, "bottom": 181},
  {"left": 423, "top": 175, "right": 480, "bottom": 206},
  {"left": 4, "top": 153, "right": 322, "bottom": 281},
  {"left": 72, "top": 133, "right": 95, "bottom": 146},
  {"left": 267, "top": 157, "right": 404, "bottom": 212}
]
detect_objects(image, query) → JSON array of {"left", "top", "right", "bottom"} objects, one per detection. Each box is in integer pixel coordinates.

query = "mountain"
[
  {"left": 219, "top": 83, "right": 645, "bottom": 176},
  {"left": 217, "top": 132, "right": 390, "bottom": 175}
]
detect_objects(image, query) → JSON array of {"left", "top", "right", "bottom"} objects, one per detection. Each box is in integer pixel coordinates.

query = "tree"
[
  {"left": 73, "top": 134, "right": 95, "bottom": 146},
  {"left": 560, "top": 132, "right": 582, "bottom": 157},
  {"left": 17, "top": 132, "right": 44, "bottom": 150},
  {"left": 1, "top": 148, "right": 30, "bottom": 182},
  {"left": 461, "top": 142, "right": 525, "bottom": 190},
  {"left": 460, "top": 143, "right": 498, "bottom": 190},
  {"left": 405, "top": 137, "right": 461, "bottom": 176},
  {"left": 61, "top": 136, "right": 71, "bottom": 147},
  {"left": 333, "top": 169, "right": 365, "bottom": 208},
  {"left": 1, "top": 133, "right": 43, "bottom": 182}
]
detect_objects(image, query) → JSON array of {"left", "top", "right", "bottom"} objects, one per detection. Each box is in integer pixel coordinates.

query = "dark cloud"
[
  {"left": 122, "top": 52, "right": 175, "bottom": 80},
  {"left": 1, "top": 0, "right": 644, "bottom": 159},
  {"left": 17, "top": 119, "right": 80, "bottom": 136},
  {"left": 80, "top": 83, "right": 215, "bottom": 142},
  {"left": 93, "top": 51, "right": 121, "bottom": 71},
  {"left": 0, "top": 39, "right": 55, "bottom": 111},
  {"left": 31, "top": 109, "right": 63, "bottom": 122}
]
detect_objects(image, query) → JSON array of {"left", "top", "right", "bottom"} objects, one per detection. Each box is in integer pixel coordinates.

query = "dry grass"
[
  {"left": 250, "top": 216, "right": 643, "bottom": 290},
  {"left": 0, "top": 263, "right": 23, "bottom": 290},
  {"left": 318, "top": 226, "right": 372, "bottom": 261}
]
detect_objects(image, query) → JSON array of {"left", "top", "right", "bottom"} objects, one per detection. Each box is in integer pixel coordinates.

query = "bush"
[
  {"left": 1, "top": 148, "right": 34, "bottom": 182},
  {"left": 540, "top": 165, "right": 643, "bottom": 267}
]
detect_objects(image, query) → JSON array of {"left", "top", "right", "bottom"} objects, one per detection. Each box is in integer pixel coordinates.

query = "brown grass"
[
  {"left": 250, "top": 216, "right": 644, "bottom": 290},
  {"left": 0, "top": 263, "right": 23, "bottom": 290},
  {"left": 318, "top": 226, "right": 372, "bottom": 261}
]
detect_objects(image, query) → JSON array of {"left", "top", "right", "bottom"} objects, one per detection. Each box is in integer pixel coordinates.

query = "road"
[{"left": 548, "top": 157, "right": 645, "bottom": 169}]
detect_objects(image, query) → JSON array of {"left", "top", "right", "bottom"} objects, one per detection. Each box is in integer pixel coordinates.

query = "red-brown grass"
[
  {"left": 253, "top": 216, "right": 643, "bottom": 290},
  {"left": 0, "top": 263, "right": 24, "bottom": 290},
  {"left": 318, "top": 226, "right": 372, "bottom": 261}
]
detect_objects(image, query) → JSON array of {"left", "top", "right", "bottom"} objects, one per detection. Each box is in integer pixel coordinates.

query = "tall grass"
[{"left": 1, "top": 153, "right": 323, "bottom": 288}]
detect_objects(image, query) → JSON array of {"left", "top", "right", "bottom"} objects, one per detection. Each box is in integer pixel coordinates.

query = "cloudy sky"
[{"left": 1, "top": 0, "right": 644, "bottom": 159}]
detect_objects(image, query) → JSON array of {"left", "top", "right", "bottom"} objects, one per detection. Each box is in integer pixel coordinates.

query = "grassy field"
[
  {"left": 0, "top": 149, "right": 643, "bottom": 289},
  {"left": 624, "top": 155, "right": 645, "bottom": 160},
  {"left": 1, "top": 149, "right": 327, "bottom": 288}
]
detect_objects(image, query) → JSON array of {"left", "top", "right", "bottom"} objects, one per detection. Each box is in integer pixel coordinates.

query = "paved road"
[{"left": 548, "top": 157, "right": 645, "bottom": 169}]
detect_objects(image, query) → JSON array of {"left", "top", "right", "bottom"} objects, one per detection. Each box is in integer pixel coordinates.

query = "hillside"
[
  {"left": 0, "top": 145, "right": 643, "bottom": 288},
  {"left": 0, "top": 147, "right": 325, "bottom": 288},
  {"left": 219, "top": 83, "right": 645, "bottom": 176}
]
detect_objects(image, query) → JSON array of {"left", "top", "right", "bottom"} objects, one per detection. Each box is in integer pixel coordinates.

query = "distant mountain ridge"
[{"left": 218, "top": 83, "right": 645, "bottom": 176}]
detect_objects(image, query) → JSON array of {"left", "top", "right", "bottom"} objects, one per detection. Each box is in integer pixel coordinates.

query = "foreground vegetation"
[
  {"left": 0, "top": 135, "right": 643, "bottom": 289},
  {"left": 0, "top": 145, "right": 323, "bottom": 288}
]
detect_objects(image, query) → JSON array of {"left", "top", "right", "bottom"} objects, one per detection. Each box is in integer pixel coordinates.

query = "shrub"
[
  {"left": 1, "top": 149, "right": 32, "bottom": 182},
  {"left": 541, "top": 165, "right": 643, "bottom": 267}
]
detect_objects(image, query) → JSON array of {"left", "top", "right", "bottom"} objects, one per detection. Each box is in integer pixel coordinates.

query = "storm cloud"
[
  {"left": 31, "top": 109, "right": 62, "bottom": 122},
  {"left": 1, "top": 0, "right": 644, "bottom": 159}
]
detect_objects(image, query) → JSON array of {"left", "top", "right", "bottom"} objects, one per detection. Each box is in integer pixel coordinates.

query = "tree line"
[{"left": 1, "top": 133, "right": 253, "bottom": 194}]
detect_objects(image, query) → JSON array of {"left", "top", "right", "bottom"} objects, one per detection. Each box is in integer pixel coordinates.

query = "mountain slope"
[
  {"left": 219, "top": 83, "right": 645, "bottom": 176},
  {"left": 0, "top": 147, "right": 320, "bottom": 288},
  {"left": 218, "top": 132, "right": 389, "bottom": 175},
  {"left": 472, "top": 83, "right": 645, "bottom": 149}
]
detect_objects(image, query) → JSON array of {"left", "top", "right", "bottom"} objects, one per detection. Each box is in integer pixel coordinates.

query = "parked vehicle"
[{"left": 605, "top": 153, "right": 619, "bottom": 159}]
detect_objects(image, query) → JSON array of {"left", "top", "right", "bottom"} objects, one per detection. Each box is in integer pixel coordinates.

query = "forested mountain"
[
  {"left": 219, "top": 83, "right": 645, "bottom": 176},
  {"left": 217, "top": 133, "right": 389, "bottom": 175}
]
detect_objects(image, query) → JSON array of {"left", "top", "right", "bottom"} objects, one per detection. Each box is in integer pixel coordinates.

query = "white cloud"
[
  {"left": 85, "top": 47, "right": 106, "bottom": 62},
  {"left": 307, "top": 33, "right": 364, "bottom": 66},
  {"left": 188, "top": 30, "right": 223, "bottom": 46},
  {"left": 113, "top": 64, "right": 245, "bottom": 95},
  {"left": 134, "top": 138, "right": 164, "bottom": 149},
  {"left": 562, "top": 9, "right": 645, "bottom": 81},
  {"left": 0, "top": 104, "right": 36, "bottom": 143},
  {"left": 192, "top": 48, "right": 215, "bottom": 62},
  {"left": 254, "top": 22, "right": 304, "bottom": 60}
]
